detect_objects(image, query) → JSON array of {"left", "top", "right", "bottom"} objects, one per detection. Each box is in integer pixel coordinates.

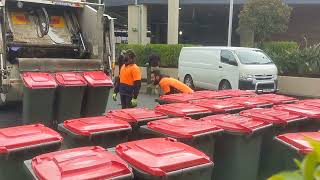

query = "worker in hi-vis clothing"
[
  {"left": 151, "top": 70, "right": 194, "bottom": 95},
  {"left": 113, "top": 50, "right": 142, "bottom": 109}
]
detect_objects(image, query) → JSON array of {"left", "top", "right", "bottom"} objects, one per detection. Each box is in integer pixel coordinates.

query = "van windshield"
[{"left": 235, "top": 49, "right": 273, "bottom": 65}]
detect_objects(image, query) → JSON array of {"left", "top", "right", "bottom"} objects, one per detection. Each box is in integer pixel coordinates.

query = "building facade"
[{"left": 105, "top": 0, "right": 320, "bottom": 46}]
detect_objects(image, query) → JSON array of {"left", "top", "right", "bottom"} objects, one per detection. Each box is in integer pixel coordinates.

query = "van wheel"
[
  {"left": 184, "top": 75, "right": 195, "bottom": 89},
  {"left": 219, "top": 80, "right": 232, "bottom": 90}
]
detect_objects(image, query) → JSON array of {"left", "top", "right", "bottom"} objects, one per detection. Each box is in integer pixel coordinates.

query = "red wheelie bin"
[
  {"left": 240, "top": 108, "right": 308, "bottom": 179},
  {"left": 155, "top": 103, "right": 212, "bottom": 119},
  {"left": 275, "top": 132, "right": 320, "bottom": 171},
  {"left": 0, "top": 124, "right": 63, "bottom": 180},
  {"left": 116, "top": 138, "right": 214, "bottom": 180},
  {"left": 200, "top": 114, "right": 271, "bottom": 180},
  {"left": 140, "top": 117, "right": 223, "bottom": 160},
  {"left": 106, "top": 108, "right": 168, "bottom": 140},
  {"left": 58, "top": 116, "right": 131, "bottom": 148},
  {"left": 191, "top": 99, "right": 246, "bottom": 114},
  {"left": 24, "top": 146, "right": 133, "bottom": 180}
]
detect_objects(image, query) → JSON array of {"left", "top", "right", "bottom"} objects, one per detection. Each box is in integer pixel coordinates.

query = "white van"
[{"left": 178, "top": 47, "right": 278, "bottom": 92}]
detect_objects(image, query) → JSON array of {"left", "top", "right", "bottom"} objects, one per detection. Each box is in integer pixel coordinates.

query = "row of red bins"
[
  {"left": 153, "top": 93, "right": 298, "bottom": 119},
  {"left": 21, "top": 71, "right": 113, "bottom": 128},
  {"left": 2, "top": 99, "right": 320, "bottom": 180}
]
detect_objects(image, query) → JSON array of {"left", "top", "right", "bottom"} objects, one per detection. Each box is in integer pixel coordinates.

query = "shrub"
[
  {"left": 259, "top": 41, "right": 300, "bottom": 75},
  {"left": 116, "top": 44, "right": 191, "bottom": 68}
]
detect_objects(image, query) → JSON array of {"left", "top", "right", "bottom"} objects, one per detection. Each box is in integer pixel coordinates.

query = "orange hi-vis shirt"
[
  {"left": 119, "top": 64, "right": 141, "bottom": 86},
  {"left": 159, "top": 77, "right": 194, "bottom": 94}
]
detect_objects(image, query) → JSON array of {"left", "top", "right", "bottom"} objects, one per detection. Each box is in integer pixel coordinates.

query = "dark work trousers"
[{"left": 120, "top": 94, "right": 133, "bottom": 109}]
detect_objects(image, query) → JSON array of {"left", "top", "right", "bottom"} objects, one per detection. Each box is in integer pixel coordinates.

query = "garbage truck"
[{"left": 0, "top": 0, "right": 115, "bottom": 106}]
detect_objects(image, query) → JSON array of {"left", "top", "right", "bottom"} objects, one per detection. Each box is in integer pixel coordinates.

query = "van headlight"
[{"left": 240, "top": 74, "right": 254, "bottom": 81}]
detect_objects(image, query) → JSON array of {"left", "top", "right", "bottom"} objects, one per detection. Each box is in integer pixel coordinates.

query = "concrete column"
[
  {"left": 167, "top": 0, "right": 179, "bottom": 44},
  {"left": 128, "top": 5, "right": 148, "bottom": 44}
]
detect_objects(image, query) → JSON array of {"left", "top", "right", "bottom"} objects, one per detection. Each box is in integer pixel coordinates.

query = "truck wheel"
[
  {"left": 184, "top": 75, "right": 195, "bottom": 89},
  {"left": 0, "top": 93, "right": 6, "bottom": 107},
  {"left": 219, "top": 80, "right": 232, "bottom": 90}
]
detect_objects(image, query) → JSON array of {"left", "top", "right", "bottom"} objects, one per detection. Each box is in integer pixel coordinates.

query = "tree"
[{"left": 238, "top": 0, "right": 292, "bottom": 42}]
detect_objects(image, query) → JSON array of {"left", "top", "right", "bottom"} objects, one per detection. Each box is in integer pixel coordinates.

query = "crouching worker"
[
  {"left": 113, "top": 50, "right": 142, "bottom": 109},
  {"left": 151, "top": 70, "right": 194, "bottom": 95}
]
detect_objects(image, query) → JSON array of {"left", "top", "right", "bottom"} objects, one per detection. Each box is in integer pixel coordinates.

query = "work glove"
[
  {"left": 112, "top": 93, "right": 117, "bottom": 101},
  {"left": 130, "top": 98, "right": 138, "bottom": 107}
]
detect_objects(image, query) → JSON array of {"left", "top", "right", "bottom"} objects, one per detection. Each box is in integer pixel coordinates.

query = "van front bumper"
[{"left": 239, "top": 80, "right": 278, "bottom": 93}]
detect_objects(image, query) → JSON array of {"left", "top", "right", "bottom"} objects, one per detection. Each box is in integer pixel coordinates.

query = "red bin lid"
[
  {"left": 225, "top": 96, "right": 272, "bottom": 108},
  {"left": 191, "top": 99, "right": 244, "bottom": 113},
  {"left": 21, "top": 72, "right": 57, "bottom": 89},
  {"left": 55, "top": 72, "right": 87, "bottom": 87},
  {"left": 155, "top": 103, "right": 211, "bottom": 117},
  {"left": 147, "top": 118, "right": 223, "bottom": 139},
  {"left": 106, "top": 108, "right": 168, "bottom": 124},
  {"left": 200, "top": 114, "right": 270, "bottom": 134},
  {"left": 274, "top": 104, "right": 320, "bottom": 119},
  {"left": 116, "top": 138, "right": 212, "bottom": 177},
  {"left": 193, "top": 90, "right": 231, "bottom": 99},
  {"left": 216, "top": 89, "right": 256, "bottom": 97},
  {"left": 276, "top": 132, "right": 320, "bottom": 154},
  {"left": 0, "top": 124, "right": 62, "bottom": 154},
  {"left": 31, "top": 146, "right": 132, "bottom": 180},
  {"left": 159, "top": 93, "right": 205, "bottom": 103},
  {"left": 256, "top": 94, "right": 298, "bottom": 104},
  {"left": 240, "top": 108, "right": 305, "bottom": 125},
  {"left": 299, "top": 99, "right": 320, "bottom": 108},
  {"left": 82, "top": 71, "right": 113, "bottom": 87},
  {"left": 63, "top": 116, "right": 131, "bottom": 136}
]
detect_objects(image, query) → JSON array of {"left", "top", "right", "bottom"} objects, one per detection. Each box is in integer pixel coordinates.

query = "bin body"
[
  {"left": 0, "top": 124, "right": 62, "bottom": 180},
  {"left": 54, "top": 72, "right": 87, "bottom": 125},
  {"left": 24, "top": 146, "right": 133, "bottom": 180},
  {"left": 156, "top": 93, "right": 205, "bottom": 104},
  {"left": 22, "top": 72, "right": 57, "bottom": 127},
  {"left": 200, "top": 114, "right": 271, "bottom": 180},
  {"left": 140, "top": 117, "right": 223, "bottom": 160},
  {"left": 275, "top": 132, "right": 320, "bottom": 172},
  {"left": 155, "top": 103, "right": 212, "bottom": 119},
  {"left": 191, "top": 99, "right": 245, "bottom": 114},
  {"left": 226, "top": 96, "right": 273, "bottom": 108},
  {"left": 81, "top": 71, "right": 113, "bottom": 117},
  {"left": 58, "top": 116, "right": 131, "bottom": 149},
  {"left": 255, "top": 94, "right": 298, "bottom": 105},
  {"left": 116, "top": 138, "right": 214, "bottom": 180},
  {"left": 240, "top": 108, "right": 308, "bottom": 179},
  {"left": 106, "top": 108, "right": 168, "bottom": 140}
]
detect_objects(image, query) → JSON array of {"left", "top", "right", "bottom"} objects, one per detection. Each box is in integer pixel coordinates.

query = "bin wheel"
[
  {"left": 184, "top": 75, "right": 195, "bottom": 89},
  {"left": 0, "top": 93, "right": 6, "bottom": 107},
  {"left": 219, "top": 80, "right": 232, "bottom": 90}
]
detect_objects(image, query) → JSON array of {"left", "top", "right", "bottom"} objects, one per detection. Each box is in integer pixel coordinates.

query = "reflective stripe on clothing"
[{"left": 159, "top": 77, "right": 194, "bottom": 94}]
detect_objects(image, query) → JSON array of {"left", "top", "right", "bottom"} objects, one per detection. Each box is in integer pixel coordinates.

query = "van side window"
[{"left": 221, "top": 50, "right": 238, "bottom": 66}]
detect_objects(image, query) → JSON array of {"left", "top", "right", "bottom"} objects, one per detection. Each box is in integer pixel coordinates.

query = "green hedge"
[
  {"left": 117, "top": 42, "right": 320, "bottom": 77},
  {"left": 259, "top": 41, "right": 300, "bottom": 75},
  {"left": 116, "top": 44, "right": 191, "bottom": 68}
]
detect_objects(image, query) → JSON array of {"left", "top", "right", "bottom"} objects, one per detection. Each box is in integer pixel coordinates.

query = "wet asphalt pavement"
[{"left": 0, "top": 91, "right": 159, "bottom": 128}]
